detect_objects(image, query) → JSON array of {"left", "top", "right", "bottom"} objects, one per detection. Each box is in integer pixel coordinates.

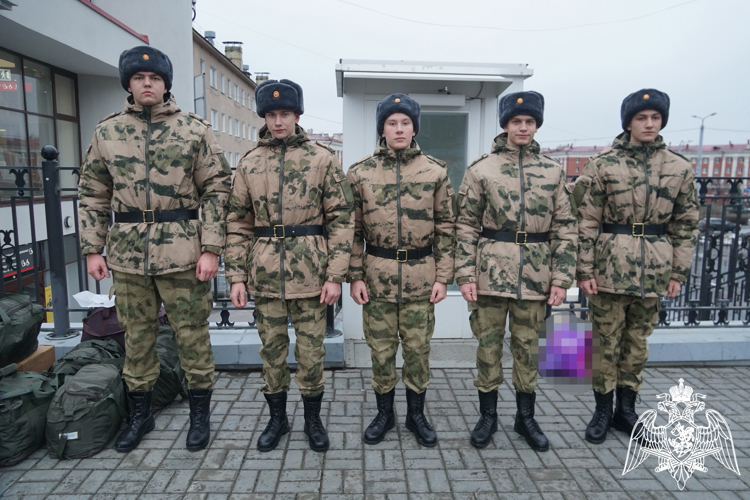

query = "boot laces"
[
  {"left": 411, "top": 411, "right": 434, "bottom": 431},
  {"left": 476, "top": 412, "right": 495, "bottom": 432}
]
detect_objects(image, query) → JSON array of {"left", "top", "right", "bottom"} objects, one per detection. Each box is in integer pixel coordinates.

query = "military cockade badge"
[{"left": 623, "top": 378, "right": 740, "bottom": 490}]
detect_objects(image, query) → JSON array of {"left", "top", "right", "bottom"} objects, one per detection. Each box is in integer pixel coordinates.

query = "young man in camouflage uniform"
[
  {"left": 226, "top": 79, "right": 354, "bottom": 453},
  {"left": 456, "top": 91, "right": 578, "bottom": 451},
  {"left": 78, "top": 46, "right": 232, "bottom": 452},
  {"left": 347, "top": 94, "right": 456, "bottom": 447},
  {"left": 574, "top": 89, "right": 699, "bottom": 444}
]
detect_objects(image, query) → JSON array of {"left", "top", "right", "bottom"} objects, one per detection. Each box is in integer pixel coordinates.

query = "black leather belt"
[
  {"left": 114, "top": 209, "right": 199, "bottom": 224},
  {"left": 366, "top": 243, "right": 433, "bottom": 262},
  {"left": 602, "top": 223, "right": 667, "bottom": 237},
  {"left": 254, "top": 225, "right": 325, "bottom": 238},
  {"left": 481, "top": 228, "right": 549, "bottom": 245}
]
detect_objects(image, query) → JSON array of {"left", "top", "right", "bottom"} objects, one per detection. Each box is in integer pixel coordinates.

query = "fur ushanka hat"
[
  {"left": 119, "top": 46, "right": 173, "bottom": 92},
  {"left": 255, "top": 79, "right": 304, "bottom": 117},
  {"left": 620, "top": 88, "right": 670, "bottom": 130},
  {"left": 498, "top": 91, "right": 544, "bottom": 129},
  {"left": 376, "top": 94, "right": 421, "bottom": 136}
]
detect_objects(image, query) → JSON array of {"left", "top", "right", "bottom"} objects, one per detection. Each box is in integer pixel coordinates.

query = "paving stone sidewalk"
[{"left": 2, "top": 366, "right": 749, "bottom": 500}]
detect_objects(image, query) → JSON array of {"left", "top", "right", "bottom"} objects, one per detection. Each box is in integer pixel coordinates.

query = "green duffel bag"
[
  {"left": 46, "top": 363, "right": 126, "bottom": 459},
  {"left": 152, "top": 324, "right": 188, "bottom": 411},
  {"left": 0, "top": 364, "right": 56, "bottom": 467},
  {"left": 48, "top": 339, "right": 125, "bottom": 379},
  {"left": 0, "top": 293, "right": 44, "bottom": 367}
]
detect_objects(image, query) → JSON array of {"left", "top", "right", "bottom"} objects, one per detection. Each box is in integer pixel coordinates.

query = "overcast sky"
[{"left": 194, "top": 0, "right": 749, "bottom": 150}]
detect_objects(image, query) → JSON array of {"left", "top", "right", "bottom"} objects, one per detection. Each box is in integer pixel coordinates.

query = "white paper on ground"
[{"left": 73, "top": 291, "right": 116, "bottom": 308}]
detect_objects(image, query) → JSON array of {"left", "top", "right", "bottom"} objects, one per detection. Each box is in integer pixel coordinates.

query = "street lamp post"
[{"left": 692, "top": 112, "right": 717, "bottom": 176}]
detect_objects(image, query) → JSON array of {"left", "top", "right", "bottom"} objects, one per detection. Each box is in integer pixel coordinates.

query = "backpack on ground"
[
  {"left": 48, "top": 339, "right": 125, "bottom": 379},
  {"left": 0, "top": 293, "right": 44, "bottom": 367},
  {"left": 46, "top": 363, "right": 126, "bottom": 459},
  {"left": 0, "top": 364, "right": 57, "bottom": 467},
  {"left": 152, "top": 324, "right": 188, "bottom": 411}
]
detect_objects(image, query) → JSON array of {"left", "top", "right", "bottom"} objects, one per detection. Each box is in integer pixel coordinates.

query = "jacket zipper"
[
  {"left": 278, "top": 142, "right": 287, "bottom": 301},
  {"left": 640, "top": 144, "right": 650, "bottom": 299},
  {"left": 396, "top": 150, "right": 403, "bottom": 304},
  {"left": 143, "top": 107, "right": 152, "bottom": 277},
  {"left": 517, "top": 146, "right": 526, "bottom": 301}
]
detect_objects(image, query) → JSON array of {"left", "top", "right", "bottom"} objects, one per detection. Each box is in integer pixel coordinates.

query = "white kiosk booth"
[{"left": 335, "top": 60, "right": 533, "bottom": 366}]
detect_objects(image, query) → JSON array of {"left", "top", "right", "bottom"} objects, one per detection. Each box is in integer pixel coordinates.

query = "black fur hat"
[
  {"left": 621, "top": 88, "right": 670, "bottom": 130},
  {"left": 498, "top": 91, "right": 544, "bottom": 129},
  {"left": 376, "top": 94, "right": 421, "bottom": 136},
  {"left": 255, "top": 79, "right": 304, "bottom": 117},
  {"left": 119, "top": 46, "right": 173, "bottom": 92}
]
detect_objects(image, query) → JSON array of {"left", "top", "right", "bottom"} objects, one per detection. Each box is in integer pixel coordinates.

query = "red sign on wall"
[{"left": 0, "top": 81, "right": 18, "bottom": 92}]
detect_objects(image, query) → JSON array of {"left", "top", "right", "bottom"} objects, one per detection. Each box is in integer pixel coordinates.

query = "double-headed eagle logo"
[{"left": 623, "top": 378, "right": 740, "bottom": 490}]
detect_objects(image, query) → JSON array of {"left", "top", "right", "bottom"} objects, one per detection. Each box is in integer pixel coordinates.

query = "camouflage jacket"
[
  {"left": 573, "top": 132, "right": 699, "bottom": 298},
  {"left": 78, "top": 95, "right": 232, "bottom": 276},
  {"left": 346, "top": 140, "right": 456, "bottom": 303},
  {"left": 224, "top": 125, "right": 354, "bottom": 300},
  {"left": 455, "top": 134, "right": 578, "bottom": 301}
]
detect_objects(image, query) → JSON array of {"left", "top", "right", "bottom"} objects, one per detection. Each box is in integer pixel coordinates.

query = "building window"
[
  {"left": 715, "top": 157, "right": 721, "bottom": 164},
  {"left": 702, "top": 168, "right": 707, "bottom": 175},
  {"left": 575, "top": 167, "right": 579, "bottom": 173},
  {"left": 200, "top": 59, "right": 205, "bottom": 76},
  {"left": 0, "top": 48, "right": 81, "bottom": 200},
  {"left": 210, "top": 109, "right": 218, "bottom": 130},
  {"left": 235, "top": 119, "right": 240, "bottom": 137},
  {"left": 252, "top": 127, "right": 257, "bottom": 141},
  {"left": 714, "top": 168, "right": 720, "bottom": 175},
  {"left": 209, "top": 67, "right": 217, "bottom": 88},
  {"left": 234, "top": 84, "right": 239, "bottom": 102},
  {"left": 228, "top": 79, "right": 232, "bottom": 99},
  {"left": 241, "top": 89, "right": 245, "bottom": 107},
  {"left": 221, "top": 74, "right": 225, "bottom": 94},
  {"left": 727, "top": 157, "right": 733, "bottom": 164},
  {"left": 738, "top": 167, "right": 744, "bottom": 175},
  {"left": 241, "top": 122, "right": 245, "bottom": 139},
  {"left": 227, "top": 116, "right": 232, "bottom": 136},
  {"left": 576, "top": 158, "right": 580, "bottom": 163},
  {"left": 221, "top": 113, "right": 226, "bottom": 132},
  {"left": 251, "top": 98, "right": 256, "bottom": 112},
  {"left": 692, "top": 158, "right": 697, "bottom": 164},
  {"left": 726, "top": 168, "right": 732, "bottom": 176},
  {"left": 703, "top": 158, "right": 708, "bottom": 164}
]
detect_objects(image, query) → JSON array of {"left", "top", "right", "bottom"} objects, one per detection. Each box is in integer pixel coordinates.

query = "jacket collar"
[
  {"left": 491, "top": 132, "right": 540, "bottom": 157},
  {"left": 612, "top": 131, "right": 666, "bottom": 159},
  {"left": 257, "top": 124, "right": 309, "bottom": 149},
  {"left": 124, "top": 93, "right": 180, "bottom": 120},
  {"left": 373, "top": 138, "right": 422, "bottom": 164}
]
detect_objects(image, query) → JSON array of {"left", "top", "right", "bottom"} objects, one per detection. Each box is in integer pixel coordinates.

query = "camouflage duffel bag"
[
  {"left": 48, "top": 339, "right": 125, "bottom": 380},
  {"left": 152, "top": 324, "right": 188, "bottom": 412},
  {"left": 0, "top": 293, "right": 44, "bottom": 367},
  {"left": 46, "top": 363, "right": 126, "bottom": 459},
  {"left": 0, "top": 364, "right": 57, "bottom": 467}
]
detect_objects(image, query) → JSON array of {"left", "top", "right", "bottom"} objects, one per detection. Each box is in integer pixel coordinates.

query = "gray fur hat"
[
  {"left": 376, "top": 94, "right": 421, "bottom": 136},
  {"left": 119, "top": 46, "right": 173, "bottom": 92},
  {"left": 255, "top": 79, "right": 304, "bottom": 117},
  {"left": 621, "top": 88, "right": 670, "bottom": 130},
  {"left": 498, "top": 91, "right": 544, "bottom": 129}
]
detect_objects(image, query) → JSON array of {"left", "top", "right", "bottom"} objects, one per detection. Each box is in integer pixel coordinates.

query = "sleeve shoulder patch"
[
  {"left": 314, "top": 141, "right": 336, "bottom": 154},
  {"left": 424, "top": 154, "right": 447, "bottom": 168},
  {"left": 467, "top": 154, "right": 489, "bottom": 169},
  {"left": 97, "top": 111, "right": 121, "bottom": 125}
]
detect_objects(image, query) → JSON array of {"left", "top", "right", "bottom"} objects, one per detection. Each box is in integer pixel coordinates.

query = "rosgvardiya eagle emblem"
[{"left": 622, "top": 378, "right": 740, "bottom": 490}]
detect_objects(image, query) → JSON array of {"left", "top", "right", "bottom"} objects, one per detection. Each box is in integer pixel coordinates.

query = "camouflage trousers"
[
  {"left": 363, "top": 300, "right": 435, "bottom": 395},
  {"left": 470, "top": 295, "right": 546, "bottom": 394},
  {"left": 588, "top": 292, "right": 659, "bottom": 394},
  {"left": 113, "top": 269, "right": 215, "bottom": 391},
  {"left": 255, "top": 296, "right": 326, "bottom": 397}
]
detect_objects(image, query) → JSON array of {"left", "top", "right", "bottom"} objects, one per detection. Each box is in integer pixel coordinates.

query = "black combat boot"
[
  {"left": 302, "top": 392, "right": 329, "bottom": 452},
  {"left": 116, "top": 390, "right": 155, "bottom": 452},
  {"left": 612, "top": 386, "right": 640, "bottom": 436},
  {"left": 364, "top": 388, "right": 396, "bottom": 445},
  {"left": 470, "top": 389, "right": 498, "bottom": 449},
  {"left": 186, "top": 388, "right": 212, "bottom": 451},
  {"left": 513, "top": 391, "right": 549, "bottom": 452},
  {"left": 257, "top": 391, "right": 290, "bottom": 452},
  {"left": 585, "top": 390, "right": 614, "bottom": 444},
  {"left": 405, "top": 388, "right": 437, "bottom": 447}
]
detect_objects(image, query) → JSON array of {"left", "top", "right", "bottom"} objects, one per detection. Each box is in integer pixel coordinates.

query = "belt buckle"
[
  {"left": 396, "top": 249, "right": 408, "bottom": 262},
  {"left": 515, "top": 231, "right": 527, "bottom": 245},
  {"left": 273, "top": 225, "right": 285, "bottom": 239},
  {"left": 142, "top": 210, "right": 155, "bottom": 224},
  {"left": 632, "top": 223, "right": 645, "bottom": 237}
]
